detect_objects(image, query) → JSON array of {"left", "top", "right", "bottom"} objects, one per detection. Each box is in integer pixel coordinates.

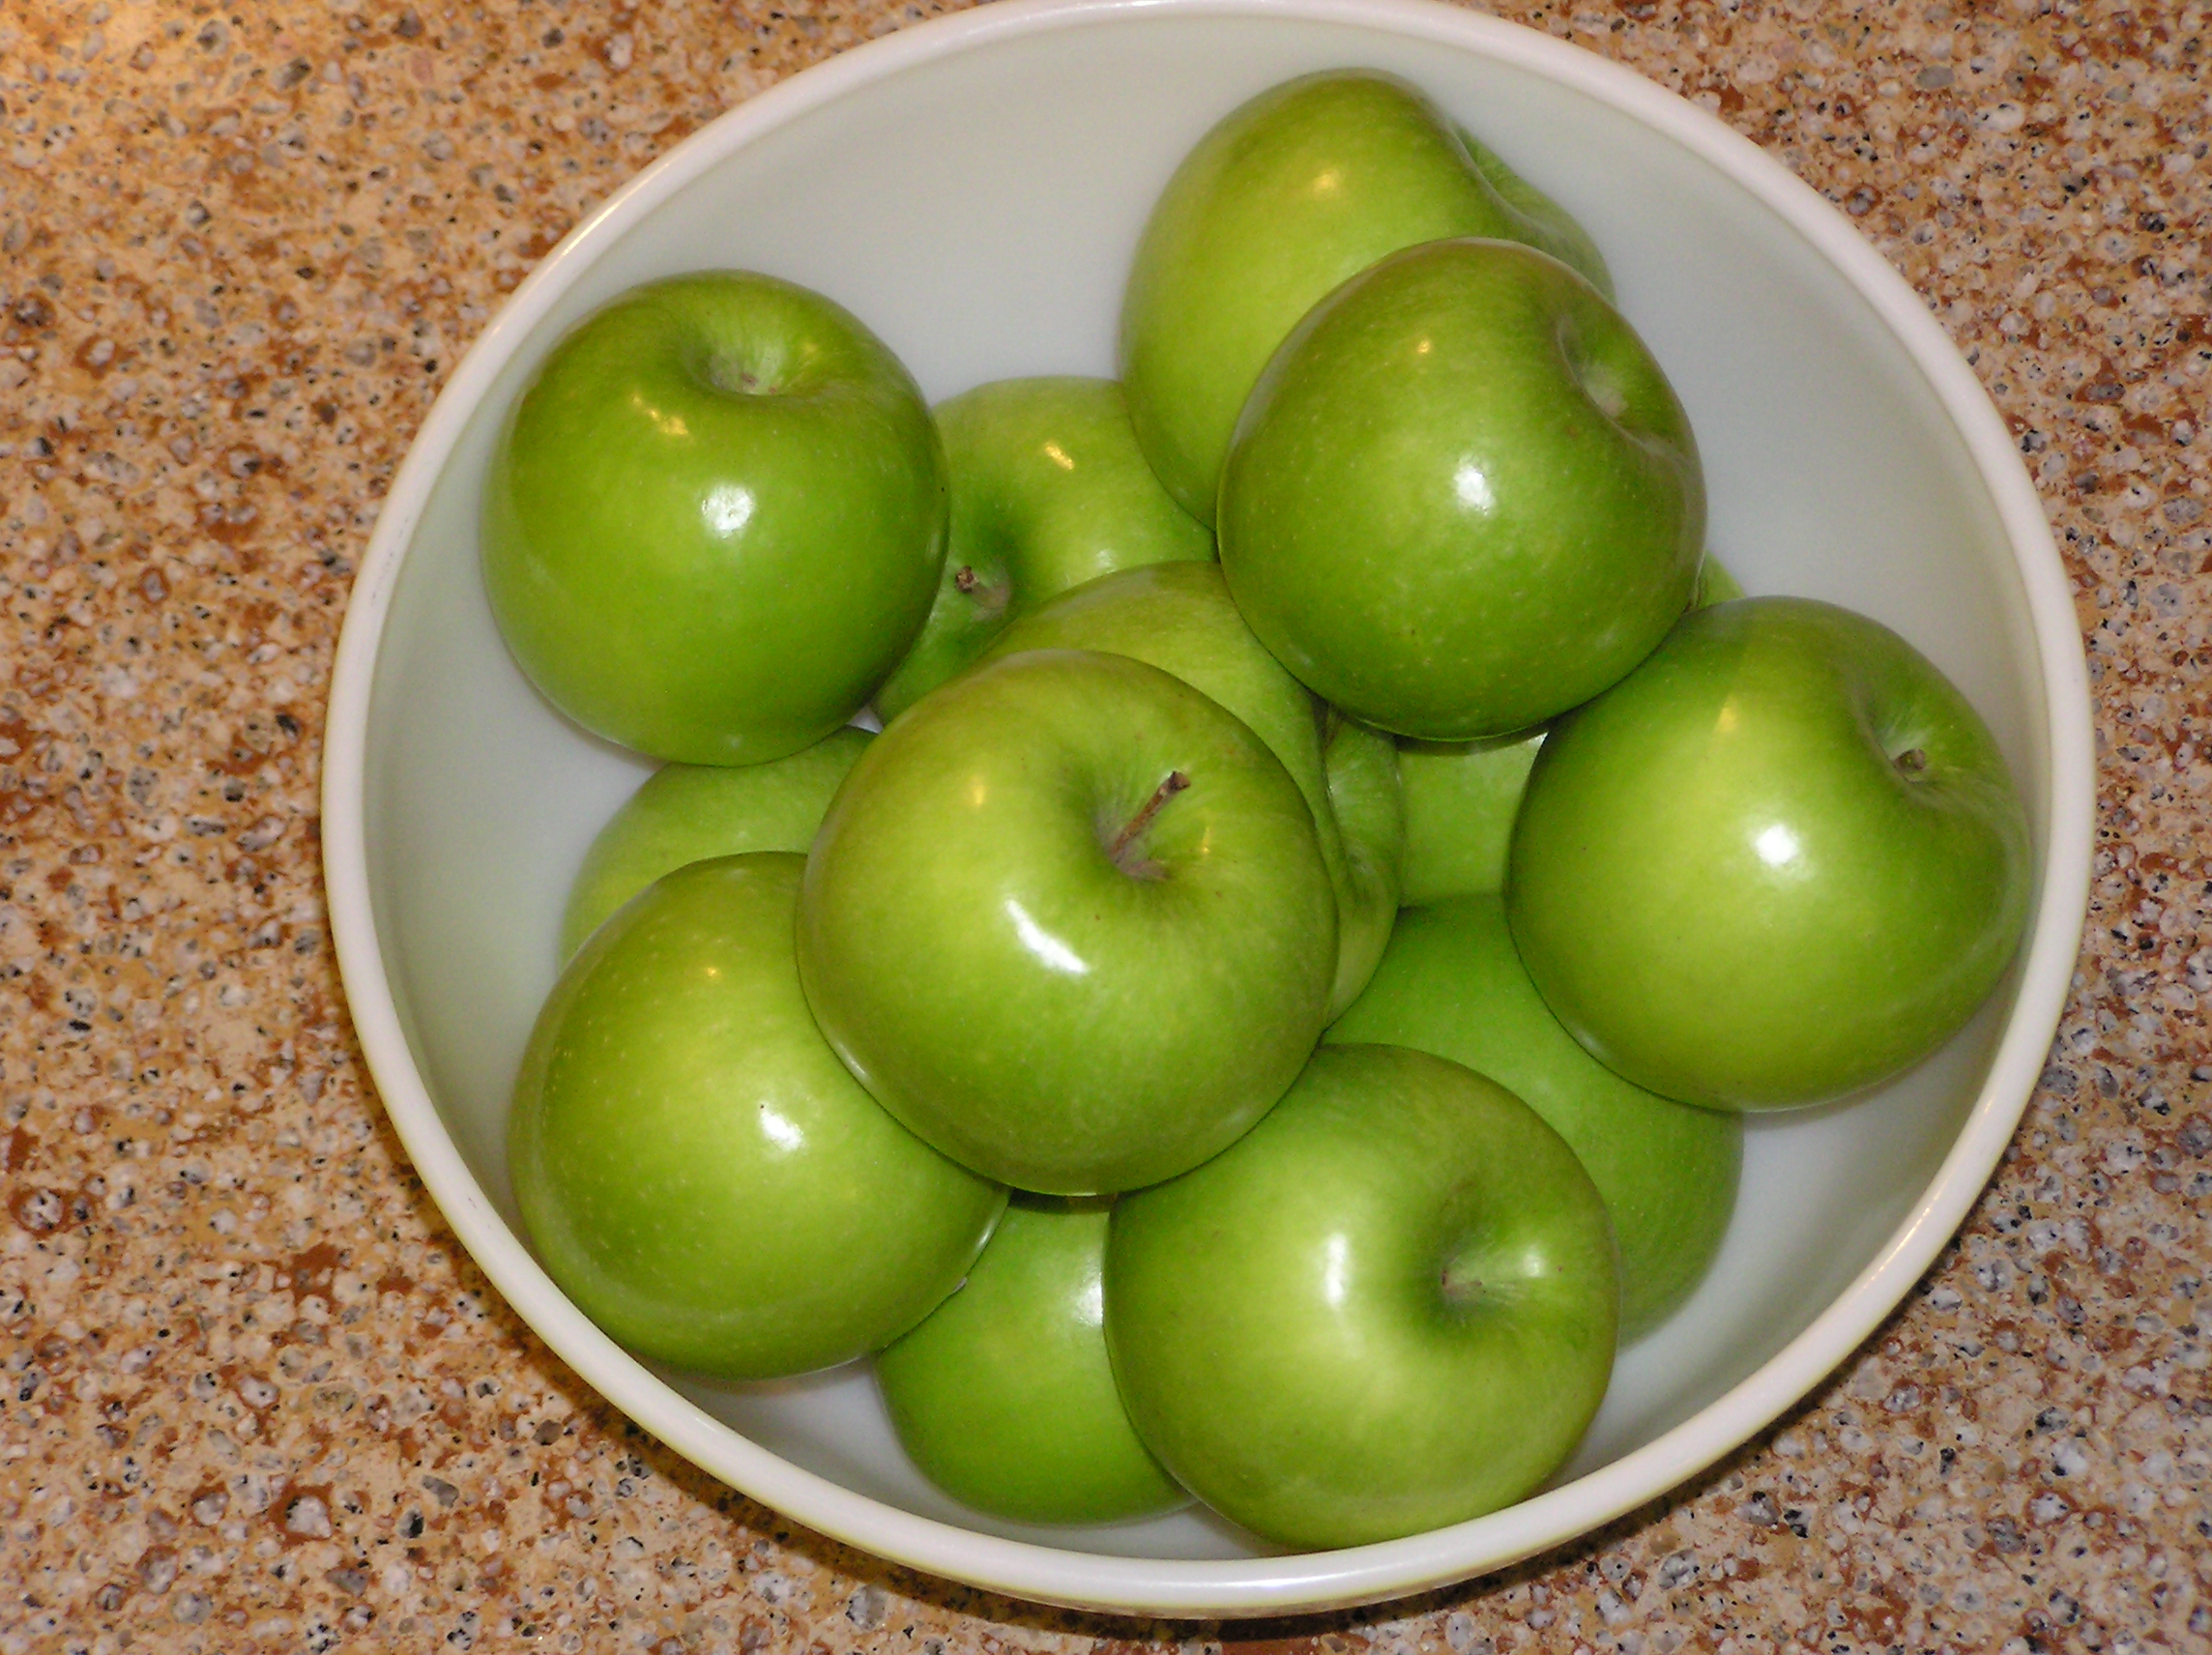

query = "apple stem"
[
  {"left": 1107, "top": 770, "right": 1190, "bottom": 870},
  {"left": 1893, "top": 746, "right": 1929, "bottom": 775},
  {"left": 953, "top": 566, "right": 978, "bottom": 594}
]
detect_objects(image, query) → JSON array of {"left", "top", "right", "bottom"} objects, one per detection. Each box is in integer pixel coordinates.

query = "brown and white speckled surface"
[{"left": 1, "top": 1, "right": 2206, "bottom": 1651}]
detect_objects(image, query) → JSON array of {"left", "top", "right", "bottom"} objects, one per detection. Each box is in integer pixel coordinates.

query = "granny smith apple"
[
  {"left": 1695, "top": 553, "right": 1746, "bottom": 606},
  {"left": 1219, "top": 237, "right": 1703, "bottom": 740},
  {"left": 1509, "top": 596, "right": 2033, "bottom": 1110},
  {"left": 876, "top": 1197, "right": 1185, "bottom": 1524},
  {"left": 977, "top": 562, "right": 1401, "bottom": 1016},
  {"left": 561, "top": 726, "right": 871, "bottom": 959},
  {"left": 1328, "top": 897, "right": 1738, "bottom": 1335},
  {"left": 1322, "top": 711, "right": 1407, "bottom": 1015},
  {"left": 1106, "top": 1043, "right": 1617, "bottom": 1550},
  {"left": 1398, "top": 730, "right": 1545, "bottom": 908},
  {"left": 510, "top": 854, "right": 1004, "bottom": 1379},
  {"left": 1121, "top": 70, "right": 1610, "bottom": 524},
  {"left": 875, "top": 377, "right": 1213, "bottom": 722},
  {"left": 798, "top": 649, "right": 1336, "bottom": 1195},
  {"left": 1394, "top": 554, "right": 1742, "bottom": 905},
  {"left": 483, "top": 272, "right": 946, "bottom": 764}
]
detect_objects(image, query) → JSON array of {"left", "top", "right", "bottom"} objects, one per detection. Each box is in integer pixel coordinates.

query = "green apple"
[
  {"left": 1395, "top": 555, "right": 1742, "bottom": 905},
  {"left": 1328, "top": 897, "right": 1738, "bottom": 1335},
  {"left": 1121, "top": 70, "right": 1613, "bottom": 524},
  {"left": 1322, "top": 710, "right": 1407, "bottom": 1015},
  {"left": 510, "top": 854, "right": 1004, "bottom": 1379},
  {"left": 977, "top": 562, "right": 1401, "bottom": 1016},
  {"left": 482, "top": 272, "right": 946, "bottom": 765},
  {"left": 876, "top": 1197, "right": 1185, "bottom": 1524},
  {"left": 1106, "top": 1043, "right": 1617, "bottom": 1550},
  {"left": 798, "top": 649, "right": 1336, "bottom": 1195},
  {"left": 1695, "top": 554, "right": 1746, "bottom": 606},
  {"left": 1509, "top": 596, "right": 2033, "bottom": 1110},
  {"left": 1219, "top": 237, "right": 1703, "bottom": 740},
  {"left": 561, "top": 726, "right": 871, "bottom": 959},
  {"left": 1398, "top": 730, "right": 1545, "bottom": 908},
  {"left": 874, "top": 377, "right": 1213, "bottom": 722}
]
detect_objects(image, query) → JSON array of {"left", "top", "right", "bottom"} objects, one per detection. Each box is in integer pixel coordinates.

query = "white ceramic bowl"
[{"left": 323, "top": 0, "right": 2093, "bottom": 1618}]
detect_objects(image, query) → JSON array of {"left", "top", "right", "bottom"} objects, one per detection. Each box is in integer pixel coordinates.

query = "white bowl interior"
[{"left": 349, "top": 0, "right": 2069, "bottom": 1599}]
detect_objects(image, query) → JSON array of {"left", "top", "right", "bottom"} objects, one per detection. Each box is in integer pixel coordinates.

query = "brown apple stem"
[
  {"left": 1107, "top": 770, "right": 1190, "bottom": 868},
  {"left": 1893, "top": 746, "right": 1929, "bottom": 775},
  {"left": 953, "top": 565, "right": 979, "bottom": 594}
]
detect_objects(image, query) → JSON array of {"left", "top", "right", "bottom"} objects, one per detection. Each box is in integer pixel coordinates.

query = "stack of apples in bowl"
[{"left": 476, "top": 68, "right": 2032, "bottom": 1553}]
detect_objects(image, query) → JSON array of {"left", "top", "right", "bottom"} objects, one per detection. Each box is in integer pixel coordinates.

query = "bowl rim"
[{"left": 322, "top": 0, "right": 2094, "bottom": 1618}]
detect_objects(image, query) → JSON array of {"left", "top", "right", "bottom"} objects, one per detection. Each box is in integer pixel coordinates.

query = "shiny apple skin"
[
  {"left": 1121, "top": 71, "right": 1559, "bottom": 526},
  {"left": 510, "top": 854, "right": 1004, "bottom": 1380},
  {"left": 561, "top": 727, "right": 871, "bottom": 959},
  {"left": 1508, "top": 596, "right": 2033, "bottom": 1110},
  {"left": 1105, "top": 1044, "right": 1617, "bottom": 1550},
  {"left": 482, "top": 272, "right": 946, "bottom": 765},
  {"left": 798, "top": 649, "right": 1336, "bottom": 1195},
  {"left": 1219, "top": 238, "right": 1703, "bottom": 741},
  {"left": 876, "top": 1198, "right": 1186, "bottom": 1524},
  {"left": 979, "top": 562, "right": 1402, "bottom": 1017},
  {"left": 1329, "top": 896, "right": 1739, "bottom": 1335},
  {"left": 874, "top": 377, "right": 1213, "bottom": 722}
]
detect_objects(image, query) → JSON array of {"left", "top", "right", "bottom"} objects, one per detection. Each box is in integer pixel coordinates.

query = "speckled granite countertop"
[{"left": 0, "top": 0, "right": 2204, "bottom": 1650}]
